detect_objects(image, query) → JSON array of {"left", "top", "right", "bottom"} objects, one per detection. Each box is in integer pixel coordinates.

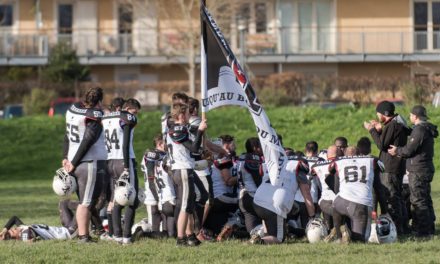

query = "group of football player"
[{"left": 0, "top": 88, "right": 428, "bottom": 246}]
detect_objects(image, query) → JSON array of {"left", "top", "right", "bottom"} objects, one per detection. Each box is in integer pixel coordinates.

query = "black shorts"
[
  {"left": 253, "top": 203, "right": 285, "bottom": 241},
  {"left": 72, "top": 160, "right": 105, "bottom": 208},
  {"left": 172, "top": 169, "right": 196, "bottom": 214}
]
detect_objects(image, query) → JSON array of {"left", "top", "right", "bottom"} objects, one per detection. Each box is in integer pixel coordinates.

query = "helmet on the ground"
[
  {"left": 114, "top": 179, "right": 136, "bottom": 206},
  {"left": 52, "top": 168, "right": 77, "bottom": 197},
  {"left": 376, "top": 215, "right": 397, "bottom": 244},
  {"left": 306, "top": 218, "right": 328, "bottom": 243},
  {"left": 131, "top": 219, "right": 152, "bottom": 234}
]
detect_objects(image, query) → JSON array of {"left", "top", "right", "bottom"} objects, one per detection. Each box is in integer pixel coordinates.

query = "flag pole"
[{"left": 201, "top": 0, "right": 206, "bottom": 121}]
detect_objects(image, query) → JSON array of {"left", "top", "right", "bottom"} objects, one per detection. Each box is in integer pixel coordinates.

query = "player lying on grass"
[{"left": 0, "top": 201, "right": 78, "bottom": 242}]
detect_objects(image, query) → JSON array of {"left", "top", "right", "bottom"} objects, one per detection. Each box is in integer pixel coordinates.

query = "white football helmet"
[
  {"left": 376, "top": 215, "right": 397, "bottom": 244},
  {"left": 306, "top": 218, "right": 328, "bottom": 243},
  {"left": 52, "top": 168, "right": 77, "bottom": 197},
  {"left": 114, "top": 179, "right": 136, "bottom": 206},
  {"left": 131, "top": 219, "right": 152, "bottom": 234},
  {"left": 137, "top": 187, "right": 146, "bottom": 204}
]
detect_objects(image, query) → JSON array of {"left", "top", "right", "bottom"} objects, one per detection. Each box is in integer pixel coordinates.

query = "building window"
[
  {"left": 0, "top": 4, "right": 13, "bottom": 27},
  {"left": 118, "top": 4, "right": 133, "bottom": 34},
  {"left": 414, "top": 0, "right": 440, "bottom": 50},
  {"left": 279, "top": 0, "right": 334, "bottom": 53},
  {"left": 255, "top": 3, "right": 267, "bottom": 33},
  {"left": 58, "top": 4, "right": 73, "bottom": 34}
]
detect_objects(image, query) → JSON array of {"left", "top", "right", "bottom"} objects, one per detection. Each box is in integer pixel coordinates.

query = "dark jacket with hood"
[
  {"left": 369, "top": 114, "right": 411, "bottom": 174},
  {"left": 397, "top": 121, "right": 438, "bottom": 173}
]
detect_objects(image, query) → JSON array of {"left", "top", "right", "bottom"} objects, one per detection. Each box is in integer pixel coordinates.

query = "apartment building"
[{"left": 0, "top": 0, "right": 439, "bottom": 87}]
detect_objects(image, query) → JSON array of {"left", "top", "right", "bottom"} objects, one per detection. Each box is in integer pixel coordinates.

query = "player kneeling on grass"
[
  {"left": 330, "top": 146, "right": 389, "bottom": 243},
  {"left": 103, "top": 98, "right": 141, "bottom": 244},
  {"left": 251, "top": 154, "right": 316, "bottom": 244}
]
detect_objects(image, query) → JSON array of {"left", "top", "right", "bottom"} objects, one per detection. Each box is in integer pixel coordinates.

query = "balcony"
[{"left": 1, "top": 28, "right": 440, "bottom": 65}]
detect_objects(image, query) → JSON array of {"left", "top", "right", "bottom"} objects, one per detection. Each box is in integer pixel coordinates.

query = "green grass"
[{"left": 1, "top": 105, "right": 440, "bottom": 263}]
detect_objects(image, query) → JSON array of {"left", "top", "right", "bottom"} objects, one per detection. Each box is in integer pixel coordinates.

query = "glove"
[{"left": 120, "top": 169, "right": 129, "bottom": 180}]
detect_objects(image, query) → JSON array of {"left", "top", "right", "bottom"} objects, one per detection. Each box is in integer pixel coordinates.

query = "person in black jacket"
[
  {"left": 388, "top": 105, "right": 438, "bottom": 238},
  {"left": 363, "top": 100, "right": 410, "bottom": 234}
]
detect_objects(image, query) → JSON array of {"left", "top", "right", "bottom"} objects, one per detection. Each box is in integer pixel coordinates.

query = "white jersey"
[
  {"left": 155, "top": 159, "right": 176, "bottom": 204},
  {"left": 237, "top": 153, "right": 262, "bottom": 197},
  {"left": 254, "top": 157, "right": 305, "bottom": 218},
  {"left": 167, "top": 124, "right": 195, "bottom": 170},
  {"left": 23, "top": 224, "right": 72, "bottom": 240},
  {"left": 334, "top": 155, "right": 379, "bottom": 207},
  {"left": 294, "top": 156, "right": 321, "bottom": 203},
  {"left": 141, "top": 158, "right": 158, "bottom": 206},
  {"left": 211, "top": 157, "right": 236, "bottom": 198},
  {"left": 65, "top": 103, "right": 107, "bottom": 161},
  {"left": 102, "top": 111, "right": 136, "bottom": 160},
  {"left": 312, "top": 160, "right": 336, "bottom": 202}
]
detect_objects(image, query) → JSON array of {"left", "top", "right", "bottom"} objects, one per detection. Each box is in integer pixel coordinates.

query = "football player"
[
  {"left": 331, "top": 146, "right": 389, "bottom": 242},
  {"left": 167, "top": 102, "right": 207, "bottom": 246},
  {"left": 293, "top": 141, "right": 323, "bottom": 229},
  {"left": 237, "top": 137, "right": 263, "bottom": 234},
  {"left": 0, "top": 200, "right": 79, "bottom": 241},
  {"left": 99, "top": 97, "right": 126, "bottom": 241},
  {"left": 312, "top": 145, "right": 338, "bottom": 234},
  {"left": 62, "top": 87, "right": 107, "bottom": 243},
  {"left": 142, "top": 134, "right": 176, "bottom": 238},
  {"left": 103, "top": 98, "right": 141, "bottom": 244},
  {"left": 204, "top": 135, "right": 239, "bottom": 241},
  {"left": 252, "top": 154, "right": 316, "bottom": 244}
]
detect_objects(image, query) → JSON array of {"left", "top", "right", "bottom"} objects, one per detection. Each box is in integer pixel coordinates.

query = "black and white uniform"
[
  {"left": 167, "top": 123, "right": 203, "bottom": 215},
  {"left": 64, "top": 102, "right": 107, "bottom": 208},
  {"left": 311, "top": 160, "right": 335, "bottom": 228},
  {"left": 141, "top": 149, "right": 176, "bottom": 237},
  {"left": 4, "top": 216, "right": 75, "bottom": 241},
  {"left": 294, "top": 156, "right": 322, "bottom": 228},
  {"left": 237, "top": 153, "right": 263, "bottom": 233},
  {"left": 188, "top": 117, "right": 210, "bottom": 227},
  {"left": 331, "top": 155, "right": 387, "bottom": 242},
  {"left": 102, "top": 110, "right": 139, "bottom": 239},
  {"left": 253, "top": 156, "right": 309, "bottom": 242},
  {"left": 204, "top": 156, "right": 238, "bottom": 234}
]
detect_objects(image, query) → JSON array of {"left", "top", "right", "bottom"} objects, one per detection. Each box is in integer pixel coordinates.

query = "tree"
[{"left": 42, "top": 43, "right": 90, "bottom": 97}]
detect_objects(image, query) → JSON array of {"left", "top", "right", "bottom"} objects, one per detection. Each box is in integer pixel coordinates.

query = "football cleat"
[
  {"left": 306, "top": 218, "right": 328, "bottom": 243},
  {"left": 187, "top": 233, "right": 201, "bottom": 246},
  {"left": 52, "top": 168, "right": 77, "bottom": 197},
  {"left": 114, "top": 179, "right": 136, "bottom": 206}
]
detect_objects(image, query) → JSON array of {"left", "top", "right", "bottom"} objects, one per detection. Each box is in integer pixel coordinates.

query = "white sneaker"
[
  {"left": 113, "top": 236, "right": 123, "bottom": 244},
  {"left": 122, "top": 237, "right": 132, "bottom": 245},
  {"left": 100, "top": 232, "right": 113, "bottom": 241}
]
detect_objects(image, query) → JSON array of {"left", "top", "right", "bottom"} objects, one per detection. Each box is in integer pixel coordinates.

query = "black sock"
[{"left": 107, "top": 211, "right": 114, "bottom": 236}]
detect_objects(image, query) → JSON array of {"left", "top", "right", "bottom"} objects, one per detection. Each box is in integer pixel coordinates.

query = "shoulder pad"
[
  {"left": 120, "top": 111, "right": 137, "bottom": 126},
  {"left": 169, "top": 125, "right": 189, "bottom": 143},
  {"left": 287, "top": 155, "right": 300, "bottom": 160},
  {"left": 69, "top": 102, "right": 88, "bottom": 115},
  {"left": 86, "top": 108, "right": 103, "bottom": 121},
  {"left": 144, "top": 149, "right": 162, "bottom": 161},
  {"left": 243, "top": 153, "right": 261, "bottom": 163}
]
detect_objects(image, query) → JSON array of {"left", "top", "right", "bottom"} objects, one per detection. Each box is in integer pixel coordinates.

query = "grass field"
[{"left": 0, "top": 105, "right": 440, "bottom": 263}]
